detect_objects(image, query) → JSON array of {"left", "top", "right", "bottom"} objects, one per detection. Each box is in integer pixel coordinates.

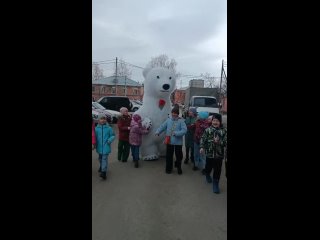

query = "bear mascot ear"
[{"left": 143, "top": 67, "right": 152, "bottom": 79}]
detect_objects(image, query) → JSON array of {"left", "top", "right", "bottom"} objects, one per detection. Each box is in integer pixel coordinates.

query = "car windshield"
[
  {"left": 92, "top": 102, "right": 106, "bottom": 110},
  {"left": 193, "top": 97, "right": 218, "bottom": 108}
]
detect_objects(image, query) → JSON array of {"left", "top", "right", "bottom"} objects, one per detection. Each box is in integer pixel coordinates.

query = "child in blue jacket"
[
  {"left": 95, "top": 113, "right": 115, "bottom": 180},
  {"left": 155, "top": 108, "right": 187, "bottom": 175}
]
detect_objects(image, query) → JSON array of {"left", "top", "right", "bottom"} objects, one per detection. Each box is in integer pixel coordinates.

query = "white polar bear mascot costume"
[{"left": 135, "top": 66, "right": 177, "bottom": 160}]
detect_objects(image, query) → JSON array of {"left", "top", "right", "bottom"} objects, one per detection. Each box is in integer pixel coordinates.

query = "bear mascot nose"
[{"left": 162, "top": 84, "right": 170, "bottom": 90}]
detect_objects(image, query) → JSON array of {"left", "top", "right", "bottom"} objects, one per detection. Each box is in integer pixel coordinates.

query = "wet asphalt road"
[{"left": 92, "top": 116, "right": 227, "bottom": 240}]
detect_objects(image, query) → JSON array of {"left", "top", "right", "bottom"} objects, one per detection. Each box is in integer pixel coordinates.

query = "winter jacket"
[
  {"left": 200, "top": 126, "right": 227, "bottom": 159},
  {"left": 155, "top": 117, "right": 187, "bottom": 145},
  {"left": 194, "top": 119, "right": 210, "bottom": 144},
  {"left": 129, "top": 117, "right": 148, "bottom": 146},
  {"left": 184, "top": 116, "right": 196, "bottom": 147},
  {"left": 95, "top": 123, "right": 115, "bottom": 155},
  {"left": 117, "top": 115, "right": 132, "bottom": 141},
  {"left": 92, "top": 122, "right": 96, "bottom": 145}
]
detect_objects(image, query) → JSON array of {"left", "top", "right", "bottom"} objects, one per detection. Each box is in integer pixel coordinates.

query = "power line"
[
  {"left": 99, "top": 66, "right": 115, "bottom": 71},
  {"left": 92, "top": 59, "right": 116, "bottom": 63},
  {"left": 94, "top": 57, "right": 223, "bottom": 81},
  {"left": 180, "top": 75, "right": 202, "bottom": 78},
  {"left": 118, "top": 59, "right": 144, "bottom": 69},
  {"left": 92, "top": 62, "right": 116, "bottom": 65}
]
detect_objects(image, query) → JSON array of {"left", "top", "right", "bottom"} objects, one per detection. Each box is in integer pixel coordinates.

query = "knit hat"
[
  {"left": 120, "top": 107, "right": 128, "bottom": 114},
  {"left": 211, "top": 113, "right": 222, "bottom": 123},
  {"left": 171, "top": 107, "right": 179, "bottom": 115},
  {"left": 198, "top": 111, "right": 209, "bottom": 120},
  {"left": 98, "top": 113, "right": 106, "bottom": 120},
  {"left": 189, "top": 107, "right": 197, "bottom": 116},
  {"left": 132, "top": 114, "right": 142, "bottom": 122}
]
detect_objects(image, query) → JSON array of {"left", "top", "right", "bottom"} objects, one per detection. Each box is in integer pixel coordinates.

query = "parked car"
[
  {"left": 92, "top": 108, "right": 99, "bottom": 122},
  {"left": 92, "top": 102, "right": 120, "bottom": 123},
  {"left": 92, "top": 106, "right": 112, "bottom": 123},
  {"left": 97, "top": 96, "right": 133, "bottom": 112},
  {"left": 92, "top": 108, "right": 112, "bottom": 125},
  {"left": 105, "top": 109, "right": 122, "bottom": 123},
  {"left": 134, "top": 100, "right": 143, "bottom": 105},
  {"left": 130, "top": 100, "right": 142, "bottom": 112}
]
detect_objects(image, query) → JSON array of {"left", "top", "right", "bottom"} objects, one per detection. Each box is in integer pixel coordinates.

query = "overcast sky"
[{"left": 92, "top": 0, "right": 227, "bottom": 88}]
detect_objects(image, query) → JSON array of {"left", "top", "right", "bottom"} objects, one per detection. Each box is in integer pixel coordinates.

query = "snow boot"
[
  {"left": 100, "top": 171, "right": 107, "bottom": 180},
  {"left": 213, "top": 179, "right": 220, "bottom": 193},
  {"left": 206, "top": 174, "right": 213, "bottom": 183},
  {"left": 134, "top": 161, "right": 139, "bottom": 168}
]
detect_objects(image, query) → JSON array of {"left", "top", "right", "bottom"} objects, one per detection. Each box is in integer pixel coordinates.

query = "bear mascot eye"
[
  {"left": 169, "top": 77, "right": 172, "bottom": 79},
  {"left": 157, "top": 76, "right": 160, "bottom": 79}
]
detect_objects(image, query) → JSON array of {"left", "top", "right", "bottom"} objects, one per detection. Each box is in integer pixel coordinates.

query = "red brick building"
[
  {"left": 92, "top": 76, "right": 144, "bottom": 101},
  {"left": 173, "top": 87, "right": 187, "bottom": 105}
]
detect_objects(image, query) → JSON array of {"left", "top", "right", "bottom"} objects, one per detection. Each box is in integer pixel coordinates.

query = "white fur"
[{"left": 135, "top": 67, "right": 176, "bottom": 160}]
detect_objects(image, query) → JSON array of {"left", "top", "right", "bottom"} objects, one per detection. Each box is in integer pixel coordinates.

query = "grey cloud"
[{"left": 93, "top": 0, "right": 226, "bottom": 85}]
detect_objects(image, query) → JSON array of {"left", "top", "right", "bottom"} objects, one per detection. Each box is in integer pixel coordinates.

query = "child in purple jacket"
[{"left": 129, "top": 114, "right": 149, "bottom": 168}]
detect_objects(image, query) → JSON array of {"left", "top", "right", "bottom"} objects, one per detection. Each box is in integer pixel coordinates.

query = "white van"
[{"left": 189, "top": 96, "right": 220, "bottom": 115}]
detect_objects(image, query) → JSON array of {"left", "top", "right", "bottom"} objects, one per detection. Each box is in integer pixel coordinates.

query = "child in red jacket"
[
  {"left": 117, "top": 107, "right": 132, "bottom": 162},
  {"left": 193, "top": 111, "right": 210, "bottom": 172}
]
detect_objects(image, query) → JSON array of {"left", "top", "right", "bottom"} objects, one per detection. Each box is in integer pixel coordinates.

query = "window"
[
  {"left": 193, "top": 97, "right": 218, "bottom": 108},
  {"left": 111, "top": 87, "right": 116, "bottom": 94},
  {"left": 123, "top": 87, "right": 126, "bottom": 94},
  {"left": 92, "top": 86, "right": 95, "bottom": 92},
  {"left": 133, "top": 88, "right": 139, "bottom": 95}
]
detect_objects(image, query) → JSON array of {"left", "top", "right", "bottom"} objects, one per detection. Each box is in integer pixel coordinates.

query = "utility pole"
[
  {"left": 124, "top": 75, "right": 127, "bottom": 96},
  {"left": 115, "top": 57, "right": 118, "bottom": 95},
  {"left": 219, "top": 59, "right": 224, "bottom": 107}
]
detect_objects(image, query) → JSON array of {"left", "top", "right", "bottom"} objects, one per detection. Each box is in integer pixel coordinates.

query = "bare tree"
[
  {"left": 92, "top": 64, "right": 104, "bottom": 81},
  {"left": 201, "top": 72, "right": 218, "bottom": 88},
  {"left": 114, "top": 58, "right": 132, "bottom": 79},
  {"left": 146, "top": 54, "right": 180, "bottom": 78}
]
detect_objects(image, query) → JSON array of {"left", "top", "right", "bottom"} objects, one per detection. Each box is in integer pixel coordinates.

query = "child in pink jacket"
[{"left": 129, "top": 114, "right": 149, "bottom": 168}]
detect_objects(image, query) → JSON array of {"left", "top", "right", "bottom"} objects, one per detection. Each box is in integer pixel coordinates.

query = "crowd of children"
[{"left": 92, "top": 106, "right": 227, "bottom": 194}]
